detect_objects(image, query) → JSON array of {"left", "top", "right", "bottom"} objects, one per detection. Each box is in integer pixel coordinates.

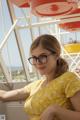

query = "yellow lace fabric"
[{"left": 24, "top": 72, "right": 80, "bottom": 120}]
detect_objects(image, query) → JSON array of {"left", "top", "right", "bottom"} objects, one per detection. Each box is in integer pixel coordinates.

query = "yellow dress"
[{"left": 24, "top": 72, "right": 80, "bottom": 120}]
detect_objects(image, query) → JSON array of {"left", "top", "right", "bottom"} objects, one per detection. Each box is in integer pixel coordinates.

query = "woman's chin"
[{"left": 39, "top": 70, "right": 47, "bottom": 75}]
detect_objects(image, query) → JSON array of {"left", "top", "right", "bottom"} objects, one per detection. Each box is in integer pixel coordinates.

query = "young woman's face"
[{"left": 31, "top": 45, "right": 57, "bottom": 75}]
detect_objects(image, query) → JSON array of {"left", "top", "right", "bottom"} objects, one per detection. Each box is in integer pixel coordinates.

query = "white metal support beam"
[
  {"left": 0, "top": 19, "right": 18, "bottom": 50},
  {"left": 0, "top": 8, "right": 18, "bottom": 84},
  {"left": 7, "top": 0, "right": 30, "bottom": 82},
  {"left": 17, "top": 16, "right": 80, "bottom": 29},
  {"left": 55, "top": 25, "right": 80, "bottom": 78},
  {"left": 0, "top": 54, "right": 13, "bottom": 88}
]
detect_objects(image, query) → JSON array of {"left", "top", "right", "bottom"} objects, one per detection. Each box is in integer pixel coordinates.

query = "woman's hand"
[{"left": 40, "top": 104, "right": 59, "bottom": 120}]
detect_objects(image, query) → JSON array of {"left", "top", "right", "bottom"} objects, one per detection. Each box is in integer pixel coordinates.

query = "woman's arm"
[
  {"left": 41, "top": 105, "right": 80, "bottom": 120},
  {"left": 55, "top": 91, "right": 80, "bottom": 120},
  {"left": 41, "top": 91, "right": 80, "bottom": 120},
  {"left": 55, "top": 105, "right": 80, "bottom": 120},
  {"left": 0, "top": 87, "right": 30, "bottom": 102}
]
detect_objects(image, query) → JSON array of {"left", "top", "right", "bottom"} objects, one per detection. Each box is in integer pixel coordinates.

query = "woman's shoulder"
[
  {"left": 26, "top": 79, "right": 44, "bottom": 88},
  {"left": 62, "top": 72, "right": 80, "bottom": 98},
  {"left": 31, "top": 79, "right": 43, "bottom": 86},
  {"left": 55, "top": 71, "right": 79, "bottom": 84},
  {"left": 61, "top": 71, "right": 78, "bottom": 78},
  {"left": 60, "top": 71, "right": 80, "bottom": 83},
  {"left": 24, "top": 79, "right": 43, "bottom": 92}
]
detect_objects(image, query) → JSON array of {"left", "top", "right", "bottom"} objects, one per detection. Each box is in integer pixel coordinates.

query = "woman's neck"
[
  {"left": 46, "top": 71, "right": 56, "bottom": 83},
  {"left": 41, "top": 73, "right": 55, "bottom": 87}
]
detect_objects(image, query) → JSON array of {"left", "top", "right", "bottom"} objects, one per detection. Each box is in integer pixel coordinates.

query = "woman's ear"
[{"left": 55, "top": 54, "right": 59, "bottom": 61}]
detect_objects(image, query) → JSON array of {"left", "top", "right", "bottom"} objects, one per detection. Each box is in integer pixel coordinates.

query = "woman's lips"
[{"left": 38, "top": 67, "right": 46, "bottom": 70}]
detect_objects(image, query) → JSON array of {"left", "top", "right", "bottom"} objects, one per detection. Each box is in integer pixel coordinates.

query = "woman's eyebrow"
[{"left": 32, "top": 53, "right": 49, "bottom": 57}]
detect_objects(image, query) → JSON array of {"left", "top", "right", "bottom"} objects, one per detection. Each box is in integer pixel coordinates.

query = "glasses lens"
[
  {"left": 28, "top": 55, "right": 47, "bottom": 65},
  {"left": 28, "top": 57, "right": 37, "bottom": 65},
  {"left": 38, "top": 55, "right": 47, "bottom": 64}
]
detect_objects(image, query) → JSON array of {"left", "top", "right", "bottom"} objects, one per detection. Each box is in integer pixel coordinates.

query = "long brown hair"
[{"left": 30, "top": 34, "right": 68, "bottom": 77}]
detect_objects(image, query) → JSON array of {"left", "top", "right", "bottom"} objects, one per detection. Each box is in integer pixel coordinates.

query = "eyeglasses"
[{"left": 28, "top": 53, "right": 54, "bottom": 65}]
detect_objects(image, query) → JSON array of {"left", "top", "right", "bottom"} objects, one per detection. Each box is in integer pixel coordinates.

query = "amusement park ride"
[
  {"left": 3, "top": 0, "right": 80, "bottom": 79},
  {"left": 0, "top": 0, "right": 80, "bottom": 120}
]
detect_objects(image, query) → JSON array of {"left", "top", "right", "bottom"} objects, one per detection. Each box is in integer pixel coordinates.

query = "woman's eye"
[{"left": 39, "top": 55, "right": 46, "bottom": 59}]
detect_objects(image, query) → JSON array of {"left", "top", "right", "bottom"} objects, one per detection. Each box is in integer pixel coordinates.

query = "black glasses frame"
[{"left": 28, "top": 52, "right": 56, "bottom": 65}]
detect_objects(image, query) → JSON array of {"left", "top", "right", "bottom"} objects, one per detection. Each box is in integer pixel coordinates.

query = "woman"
[{"left": 0, "top": 34, "right": 80, "bottom": 120}]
